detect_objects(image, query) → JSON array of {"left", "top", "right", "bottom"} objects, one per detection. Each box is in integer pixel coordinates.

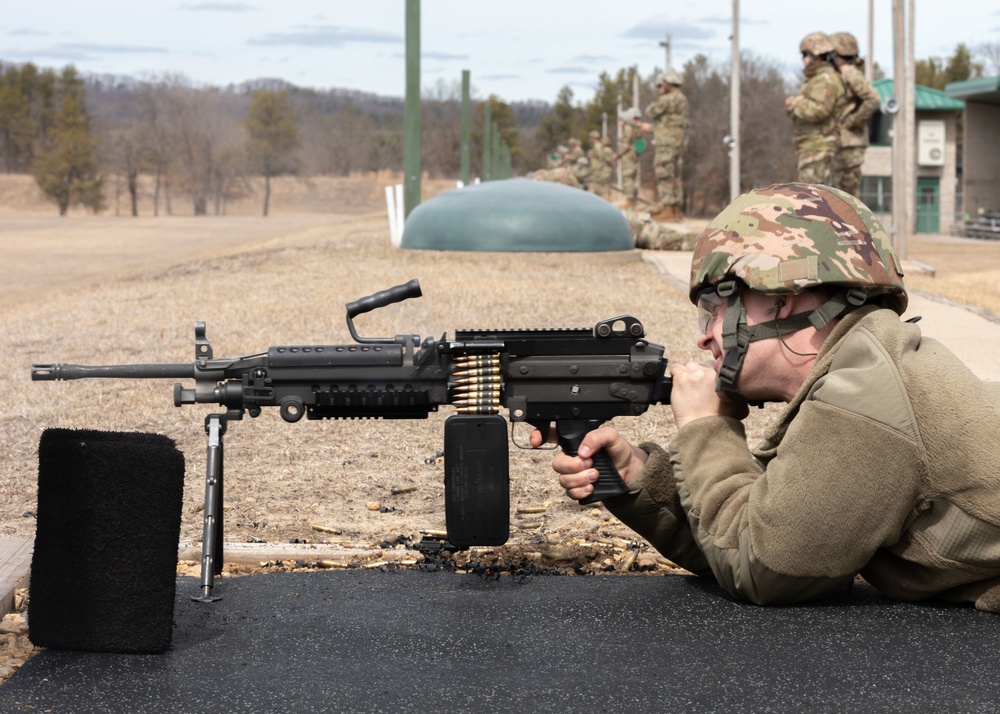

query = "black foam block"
[{"left": 29, "top": 428, "right": 185, "bottom": 654}]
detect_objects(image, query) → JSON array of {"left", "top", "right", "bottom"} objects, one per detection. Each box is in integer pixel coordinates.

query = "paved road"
[{"left": 3, "top": 570, "right": 1000, "bottom": 713}]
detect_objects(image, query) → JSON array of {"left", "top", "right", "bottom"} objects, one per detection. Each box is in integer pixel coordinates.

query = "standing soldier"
[
  {"left": 642, "top": 70, "right": 688, "bottom": 221},
  {"left": 785, "top": 32, "right": 847, "bottom": 185},
  {"left": 616, "top": 108, "right": 642, "bottom": 209},
  {"left": 566, "top": 137, "right": 585, "bottom": 165},
  {"left": 587, "top": 130, "right": 615, "bottom": 200},
  {"left": 830, "top": 32, "right": 880, "bottom": 198}
]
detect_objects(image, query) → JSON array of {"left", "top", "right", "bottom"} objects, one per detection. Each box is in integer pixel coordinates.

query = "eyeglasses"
[{"left": 696, "top": 288, "right": 726, "bottom": 334}]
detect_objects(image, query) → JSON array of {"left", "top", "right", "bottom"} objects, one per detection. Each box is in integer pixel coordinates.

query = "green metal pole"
[
  {"left": 404, "top": 0, "right": 421, "bottom": 218},
  {"left": 482, "top": 102, "right": 492, "bottom": 181},
  {"left": 460, "top": 70, "right": 470, "bottom": 186}
]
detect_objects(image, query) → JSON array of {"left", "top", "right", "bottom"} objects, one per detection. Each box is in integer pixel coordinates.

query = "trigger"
[{"left": 514, "top": 421, "right": 556, "bottom": 451}]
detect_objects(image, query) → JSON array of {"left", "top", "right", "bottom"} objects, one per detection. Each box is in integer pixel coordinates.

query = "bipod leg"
[{"left": 191, "top": 410, "right": 240, "bottom": 603}]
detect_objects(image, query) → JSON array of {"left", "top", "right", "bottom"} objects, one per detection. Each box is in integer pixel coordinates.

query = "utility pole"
[
  {"left": 460, "top": 70, "right": 470, "bottom": 186},
  {"left": 616, "top": 94, "right": 623, "bottom": 192},
  {"left": 633, "top": 67, "right": 641, "bottom": 194},
  {"left": 866, "top": 0, "right": 875, "bottom": 83},
  {"left": 659, "top": 34, "right": 672, "bottom": 70},
  {"left": 905, "top": 0, "right": 915, "bottom": 245},
  {"left": 632, "top": 65, "right": 640, "bottom": 111},
  {"left": 403, "top": 0, "right": 421, "bottom": 218},
  {"left": 729, "top": 0, "right": 741, "bottom": 202},
  {"left": 891, "top": 0, "right": 908, "bottom": 259}
]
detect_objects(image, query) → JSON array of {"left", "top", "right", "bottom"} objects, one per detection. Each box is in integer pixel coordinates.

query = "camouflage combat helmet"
[
  {"left": 799, "top": 32, "right": 835, "bottom": 56},
  {"left": 690, "top": 183, "right": 908, "bottom": 399},
  {"left": 620, "top": 107, "right": 641, "bottom": 121},
  {"left": 830, "top": 32, "right": 860, "bottom": 57},
  {"left": 658, "top": 70, "right": 683, "bottom": 86}
]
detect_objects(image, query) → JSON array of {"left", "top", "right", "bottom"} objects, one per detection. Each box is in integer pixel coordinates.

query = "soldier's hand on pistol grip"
[{"left": 530, "top": 425, "right": 648, "bottom": 502}]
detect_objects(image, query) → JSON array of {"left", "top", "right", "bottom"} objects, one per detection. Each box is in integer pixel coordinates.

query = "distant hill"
[{"left": 81, "top": 71, "right": 551, "bottom": 131}]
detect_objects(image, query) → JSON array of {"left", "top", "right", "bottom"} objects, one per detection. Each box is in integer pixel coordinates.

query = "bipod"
[{"left": 191, "top": 408, "right": 245, "bottom": 603}]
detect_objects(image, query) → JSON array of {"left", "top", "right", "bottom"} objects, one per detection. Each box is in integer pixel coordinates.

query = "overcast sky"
[{"left": 3, "top": 1, "right": 997, "bottom": 103}]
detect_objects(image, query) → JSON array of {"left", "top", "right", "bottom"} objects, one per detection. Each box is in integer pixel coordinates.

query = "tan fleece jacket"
[{"left": 605, "top": 307, "right": 1000, "bottom": 612}]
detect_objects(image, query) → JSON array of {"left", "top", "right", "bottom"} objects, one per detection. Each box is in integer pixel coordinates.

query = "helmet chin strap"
[{"left": 715, "top": 280, "right": 869, "bottom": 400}]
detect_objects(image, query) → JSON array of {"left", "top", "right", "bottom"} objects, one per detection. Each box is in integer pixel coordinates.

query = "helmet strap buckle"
[{"left": 808, "top": 287, "right": 869, "bottom": 330}]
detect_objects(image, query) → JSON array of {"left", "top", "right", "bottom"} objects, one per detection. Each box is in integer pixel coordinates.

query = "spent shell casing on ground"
[
  {"left": 620, "top": 551, "right": 638, "bottom": 571},
  {"left": 311, "top": 524, "right": 342, "bottom": 534}
]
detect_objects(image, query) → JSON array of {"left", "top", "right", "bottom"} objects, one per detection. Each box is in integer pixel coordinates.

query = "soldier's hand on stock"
[{"left": 669, "top": 360, "right": 749, "bottom": 428}]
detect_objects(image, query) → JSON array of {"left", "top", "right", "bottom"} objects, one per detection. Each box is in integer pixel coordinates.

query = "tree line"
[{"left": 0, "top": 41, "right": 995, "bottom": 217}]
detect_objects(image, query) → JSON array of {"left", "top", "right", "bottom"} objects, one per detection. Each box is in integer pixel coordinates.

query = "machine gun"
[{"left": 32, "top": 280, "right": 672, "bottom": 601}]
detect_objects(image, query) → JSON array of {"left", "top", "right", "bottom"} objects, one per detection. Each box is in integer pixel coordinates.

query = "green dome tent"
[{"left": 400, "top": 179, "right": 634, "bottom": 252}]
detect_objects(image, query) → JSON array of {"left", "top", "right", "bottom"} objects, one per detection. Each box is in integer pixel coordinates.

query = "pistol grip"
[{"left": 555, "top": 420, "right": 629, "bottom": 504}]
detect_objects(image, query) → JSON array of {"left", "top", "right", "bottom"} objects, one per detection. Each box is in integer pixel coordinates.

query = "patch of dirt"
[{"left": 0, "top": 591, "right": 39, "bottom": 685}]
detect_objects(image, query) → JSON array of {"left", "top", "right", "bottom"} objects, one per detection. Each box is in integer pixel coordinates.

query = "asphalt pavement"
[{"left": 3, "top": 570, "right": 1000, "bottom": 713}]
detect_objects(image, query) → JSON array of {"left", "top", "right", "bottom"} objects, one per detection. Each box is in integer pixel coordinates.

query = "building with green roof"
[
  {"left": 861, "top": 79, "right": 964, "bottom": 234},
  {"left": 946, "top": 76, "right": 1000, "bottom": 234}
]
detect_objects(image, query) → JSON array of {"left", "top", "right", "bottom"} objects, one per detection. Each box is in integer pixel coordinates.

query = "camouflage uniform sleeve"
[
  {"left": 789, "top": 72, "right": 844, "bottom": 123},
  {"left": 840, "top": 65, "right": 881, "bottom": 131},
  {"left": 645, "top": 95, "right": 668, "bottom": 121},
  {"left": 668, "top": 391, "right": 922, "bottom": 605},
  {"left": 602, "top": 442, "right": 713, "bottom": 575}
]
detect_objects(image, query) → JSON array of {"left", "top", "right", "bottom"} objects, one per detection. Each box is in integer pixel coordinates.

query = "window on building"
[{"left": 859, "top": 176, "right": 892, "bottom": 214}]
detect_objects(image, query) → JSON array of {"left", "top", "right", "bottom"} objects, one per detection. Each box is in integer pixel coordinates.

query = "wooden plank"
[
  {"left": 177, "top": 541, "right": 381, "bottom": 565},
  {"left": 0, "top": 539, "right": 32, "bottom": 616},
  {"left": 1, "top": 539, "right": 404, "bottom": 617}
]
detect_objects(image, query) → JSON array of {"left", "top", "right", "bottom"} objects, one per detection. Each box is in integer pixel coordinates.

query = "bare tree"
[
  {"left": 421, "top": 78, "right": 461, "bottom": 178},
  {"left": 974, "top": 41, "right": 1000, "bottom": 75},
  {"left": 158, "top": 83, "right": 243, "bottom": 215},
  {"left": 244, "top": 89, "right": 300, "bottom": 216}
]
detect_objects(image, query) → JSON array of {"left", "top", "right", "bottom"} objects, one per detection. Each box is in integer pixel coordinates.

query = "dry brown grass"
[
  {"left": 0, "top": 178, "right": 708, "bottom": 552},
  {"left": 2, "top": 173, "right": 999, "bottom": 554},
  {"left": 902, "top": 235, "right": 1000, "bottom": 316}
]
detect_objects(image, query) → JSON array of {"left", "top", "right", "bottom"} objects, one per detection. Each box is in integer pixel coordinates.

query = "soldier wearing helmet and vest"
[
  {"left": 641, "top": 69, "right": 688, "bottom": 222},
  {"left": 785, "top": 32, "right": 847, "bottom": 184},
  {"left": 533, "top": 183, "right": 1000, "bottom": 613},
  {"left": 830, "top": 31, "right": 880, "bottom": 197}
]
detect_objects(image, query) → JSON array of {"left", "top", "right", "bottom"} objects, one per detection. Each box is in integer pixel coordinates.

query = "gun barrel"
[{"left": 31, "top": 363, "right": 196, "bottom": 381}]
